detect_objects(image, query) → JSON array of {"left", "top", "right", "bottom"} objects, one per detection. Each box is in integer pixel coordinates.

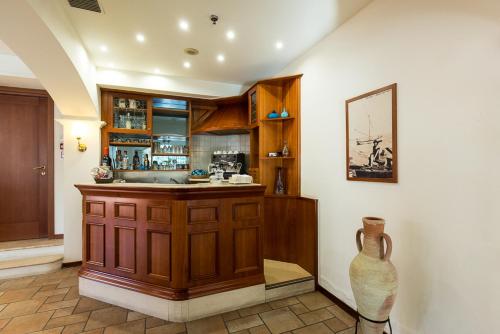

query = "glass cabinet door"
[{"left": 112, "top": 96, "right": 149, "bottom": 131}]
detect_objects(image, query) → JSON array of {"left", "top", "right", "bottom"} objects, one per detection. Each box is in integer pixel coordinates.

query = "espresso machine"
[{"left": 208, "top": 152, "right": 246, "bottom": 180}]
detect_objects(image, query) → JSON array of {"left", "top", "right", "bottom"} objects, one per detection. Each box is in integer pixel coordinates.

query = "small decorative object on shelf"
[
  {"left": 143, "top": 154, "right": 150, "bottom": 170},
  {"left": 282, "top": 140, "right": 290, "bottom": 157},
  {"left": 115, "top": 150, "right": 123, "bottom": 169},
  {"left": 122, "top": 151, "right": 129, "bottom": 170},
  {"left": 132, "top": 151, "right": 140, "bottom": 170},
  {"left": 268, "top": 152, "right": 281, "bottom": 158},
  {"left": 349, "top": 217, "right": 398, "bottom": 334},
  {"left": 281, "top": 107, "right": 289, "bottom": 118},
  {"left": 91, "top": 166, "right": 114, "bottom": 184},
  {"left": 274, "top": 167, "right": 286, "bottom": 195},
  {"left": 267, "top": 110, "right": 279, "bottom": 119},
  {"left": 101, "top": 147, "right": 113, "bottom": 169}
]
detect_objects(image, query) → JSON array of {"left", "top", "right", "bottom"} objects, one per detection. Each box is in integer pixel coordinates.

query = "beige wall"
[{"left": 279, "top": 0, "right": 500, "bottom": 332}]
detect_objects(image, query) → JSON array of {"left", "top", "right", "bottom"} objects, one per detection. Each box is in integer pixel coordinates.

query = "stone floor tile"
[
  {"left": 53, "top": 307, "right": 75, "bottom": 318},
  {"left": 268, "top": 297, "right": 300, "bottom": 310},
  {"left": 259, "top": 308, "right": 304, "bottom": 334},
  {"left": 85, "top": 307, "right": 128, "bottom": 331},
  {"left": 298, "top": 309, "right": 334, "bottom": 325},
  {"left": 82, "top": 329, "right": 104, "bottom": 334},
  {"left": 146, "top": 322, "right": 185, "bottom": 334},
  {"left": 249, "top": 325, "right": 271, "bottom": 334},
  {"left": 296, "top": 292, "right": 333, "bottom": 311},
  {"left": 32, "top": 327, "right": 64, "bottom": 334},
  {"left": 0, "top": 310, "right": 54, "bottom": 334},
  {"left": 45, "top": 311, "right": 90, "bottom": 329},
  {"left": 233, "top": 330, "right": 250, "bottom": 334},
  {"left": 62, "top": 322, "right": 86, "bottom": 334},
  {"left": 221, "top": 310, "right": 240, "bottom": 321},
  {"left": 0, "top": 299, "right": 43, "bottom": 319},
  {"left": 0, "top": 277, "right": 35, "bottom": 291},
  {"left": 64, "top": 287, "right": 80, "bottom": 301},
  {"left": 0, "top": 318, "right": 10, "bottom": 329},
  {"left": 289, "top": 304, "right": 309, "bottom": 316},
  {"left": 38, "top": 298, "right": 79, "bottom": 312},
  {"left": 325, "top": 306, "right": 356, "bottom": 327},
  {"left": 0, "top": 304, "right": 5, "bottom": 312},
  {"left": 292, "top": 322, "right": 333, "bottom": 334},
  {"left": 238, "top": 303, "right": 272, "bottom": 317},
  {"left": 103, "top": 319, "right": 145, "bottom": 334},
  {"left": 32, "top": 288, "right": 70, "bottom": 301},
  {"left": 336, "top": 327, "right": 356, "bottom": 334},
  {"left": 186, "top": 315, "right": 227, "bottom": 334},
  {"left": 0, "top": 286, "right": 40, "bottom": 304},
  {"left": 47, "top": 294, "right": 67, "bottom": 303},
  {"left": 226, "top": 315, "right": 263, "bottom": 333},
  {"left": 323, "top": 317, "right": 349, "bottom": 332},
  {"left": 145, "top": 316, "right": 167, "bottom": 329},
  {"left": 127, "top": 311, "right": 148, "bottom": 322},
  {"left": 57, "top": 276, "right": 79, "bottom": 289},
  {"left": 40, "top": 284, "right": 60, "bottom": 292},
  {"left": 74, "top": 297, "right": 110, "bottom": 314}
]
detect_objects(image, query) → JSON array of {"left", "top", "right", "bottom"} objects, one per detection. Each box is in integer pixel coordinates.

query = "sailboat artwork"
[{"left": 346, "top": 84, "right": 398, "bottom": 183}]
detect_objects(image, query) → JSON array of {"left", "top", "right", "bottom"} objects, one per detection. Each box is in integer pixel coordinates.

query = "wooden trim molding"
[
  {"left": 62, "top": 261, "right": 82, "bottom": 268},
  {"left": 51, "top": 234, "right": 64, "bottom": 239}
]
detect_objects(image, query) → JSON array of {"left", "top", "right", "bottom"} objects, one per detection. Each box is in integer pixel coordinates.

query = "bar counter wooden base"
[{"left": 75, "top": 182, "right": 266, "bottom": 321}]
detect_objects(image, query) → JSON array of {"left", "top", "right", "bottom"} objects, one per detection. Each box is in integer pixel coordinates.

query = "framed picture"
[{"left": 346, "top": 83, "right": 397, "bottom": 183}]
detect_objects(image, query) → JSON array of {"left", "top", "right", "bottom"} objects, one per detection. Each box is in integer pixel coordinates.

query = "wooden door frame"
[{"left": 0, "top": 86, "right": 56, "bottom": 239}]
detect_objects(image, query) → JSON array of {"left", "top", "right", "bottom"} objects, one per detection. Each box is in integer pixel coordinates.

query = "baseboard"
[
  {"left": 51, "top": 234, "right": 64, "bottom": 239},
  {"left": 62, "top": 261, "right": 82, "bottom": 268}
]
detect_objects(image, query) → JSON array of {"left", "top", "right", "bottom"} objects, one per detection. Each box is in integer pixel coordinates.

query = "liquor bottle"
[
  {"left": 101, "top": 147, "right": 113, "bottom": 169},
  {"left": 143, "top": 154, "right": 150, "bottom": 170},
  {"left": 115, "top": 149, "right": 123, "bottom": 170},
  {"left": 125, "top": 113, "right": 132, "bottom": 129},
  {"left": 122, "top": 151, "right": 129, "bottom": 170},
  {"left": 132, "top": 151, "right": 140, "bottom": 170}
]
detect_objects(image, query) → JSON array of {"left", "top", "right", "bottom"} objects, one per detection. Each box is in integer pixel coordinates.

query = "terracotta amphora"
[{"left": 349, "top": 217, "right": 398, "bottom": 334}]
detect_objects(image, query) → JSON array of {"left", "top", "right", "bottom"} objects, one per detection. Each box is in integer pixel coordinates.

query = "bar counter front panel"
[{"left": 75, "top": 183, "right": 266, "bottom": 301}]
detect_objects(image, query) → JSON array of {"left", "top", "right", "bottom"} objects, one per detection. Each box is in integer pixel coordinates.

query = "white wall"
[{"left": 278, "top": 0, "right": 500, "bottom": 332}]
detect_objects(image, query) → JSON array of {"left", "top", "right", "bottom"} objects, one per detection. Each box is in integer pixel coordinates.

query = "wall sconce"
[{"left": 76, "top": 137, "right": 87, "bottom": 152}]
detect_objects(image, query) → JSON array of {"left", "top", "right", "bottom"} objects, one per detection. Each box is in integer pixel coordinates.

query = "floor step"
[
  {"left": 0, "top": 254, "right": 63, "bottom": 279},
  {"left": 0, "top": 239, "right": 64, "bottom": 261}
]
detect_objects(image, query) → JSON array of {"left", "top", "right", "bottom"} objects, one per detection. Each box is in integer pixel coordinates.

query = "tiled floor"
[{"left": 0, "top": 267, "right": 357, "bottom": 334}]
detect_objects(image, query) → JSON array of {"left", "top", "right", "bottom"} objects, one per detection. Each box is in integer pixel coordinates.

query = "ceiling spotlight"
[
  {"left": 210, "top": 15, "right": 219, "bottom": 25},
  {"left": 179, "top": 20, "right": 189, "bottom": 31},
  {"left": 100, "top": 45, "right": 108, "bottom": 52},
  {"left": 217, "top": 54, "right": 225, "bottom": 63},
  {"left": 136, "top": 33, "right": 145, "bottom": 43},
  {"left": 226, "top": 30, "right": 235, "bottom": 40},
  {"left": 183, "top": 61, "right": 191, "bottom": 69},
  {"left": 154, "top": 68, "right": 160, "bottom": 74},
  {"left": 275, "top": 41, "right": 284, "bottom": 50}
]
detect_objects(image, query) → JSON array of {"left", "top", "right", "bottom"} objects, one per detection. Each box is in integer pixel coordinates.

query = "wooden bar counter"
[{"left": 75, "top": 182, "right": 266, "bottom": 320}]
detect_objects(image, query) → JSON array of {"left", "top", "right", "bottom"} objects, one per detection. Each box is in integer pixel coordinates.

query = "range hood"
[{"left": 191, "top": 96, "right": 249, "bottom": 135}]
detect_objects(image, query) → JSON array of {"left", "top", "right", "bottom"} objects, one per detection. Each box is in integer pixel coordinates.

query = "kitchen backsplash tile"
[{"left": 191, "top": 134, "right": 250, "bottom": 170}]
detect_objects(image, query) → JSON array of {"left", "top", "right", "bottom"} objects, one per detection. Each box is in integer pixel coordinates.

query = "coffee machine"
[{"left": 208, "top": 152, "right": 246, "bottom": 180}]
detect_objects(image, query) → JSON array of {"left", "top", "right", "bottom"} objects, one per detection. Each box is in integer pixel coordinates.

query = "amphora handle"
[
  {"left": 355, "top": 228, "right": 364, "bottom": 252},
  {"left": 380, "top": 233, "right": 393, "bottom": 261}
]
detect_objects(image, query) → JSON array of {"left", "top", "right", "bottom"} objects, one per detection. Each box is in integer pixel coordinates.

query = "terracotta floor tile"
[
  {"left": 103, "top": 319, "right": 145, "bottom": 334},
  {"left": 45, "top": 294, "right": 66, "bottom": 303},
  {"left": 323, "top": 317, "right": 349, "bottom": 332},
  {"left": 82, "top": 329, "right": 104, "bottom": 334},
  {"left": 57, "top": 277, "right": 79, "bottom": 289},
  {"left": 38, "top": 298, "right": 79, "bottom": 312},
  {"left": 226, "top": 315, "right": 263, "bottom": 333},
  {"left": 84, "top": 307, "right": 128, "bottom": 331},
  {"left": 0, "top": 304, "right": 5, "bottom": 312},
  {"left": 292, "top": 322, "right": 333, "bottom": 334},
  {"left": 32, "top": 288, "right": 70, "bottom": 301},
  {"left": 40, "top": 284, "right": 60, "bottom": 292},
  {"left": 238, "top": 303, "right": 272, "bottom": 317},
  {"left": 296, "top": 292, "right": 333, "bottom": 311},
  {"left": 146, "top": 322, "right": 185, "bottom": 334},
  {"left": 289, "top": 304, "right": 308, "bottom": 316},
  {"left": 325, "top": 306, "right": 356, "bottom": 327},
  {"left": 64, "top": 287, "right": 80, "bottom": 301},
  {"left": 32, "top": 326, "right": 64, "bottom": 334},
  {"left": 52, "top": 307, "right": 75, "bottom": 318},
  {"left": 298, "top": 309, "right": 334, "bottom": 325},
  {"left": 0, "top": 286, "right": 40, "bottom": 304},
  {"left": 127, "top": 311, "right": 148, "bottom": 322},
  {"left": 74, "top": 297, "right": 110, "bottom": 314},
  {"left": 45, "top": 311, "right": 90, "bottom": 329},
  {"left": 186, "top": 315, "right": 227, "bottom": 334},
  {"left": 336, "top": 327, "right": 355, "bottom": 334},
  {"left": 268, "top": 297, "right": 300, "bottom": 310},
  {"left": 249, "top": 325, "right": 271, "bottom": 334},
  {"left": 145, "top": 316, "right": 167, "bottom": 329},
  {"left": 0, "top": 277, "right": 35, "bottom": 291},
  {"left": 221, "top": 311, "right": 240, "bottom": 321},
  {"left": 0, "top": 299, "right": 43, "bottom": 319},
  {"left": 233, "top": 330, "right": 250, "bottom": 334},
  {"left": 0, "top": 310, "right": 54, "bottom": 334},
  {"left": 259, "top": 308, "right": 304, "bottom": 334},
  {"left": 0, "top": 318, "right": 10, "bottom": 329},
  {"left": 62, "top": 322, "right": 86, "bottom": 334}
]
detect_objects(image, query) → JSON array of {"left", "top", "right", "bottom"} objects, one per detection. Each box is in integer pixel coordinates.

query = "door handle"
[{"left": 33, "top": 165, "right": 46, "bottom": 176}]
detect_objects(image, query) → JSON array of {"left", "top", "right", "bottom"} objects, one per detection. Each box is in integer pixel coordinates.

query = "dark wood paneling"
[
  {"left": 189, "top": 232, "right": 218, "bottom": 280},
  {"left": 147, "top": 206, "right": 171, "bottom": 224},
  {"left": 114, "top": 203, "right": 136, "bottom": 220},
  {"left": 86, "top": 201, "right": 105, "bottom": 217},
  {"left": 233, "top": 227, "right": 259, "bottom": 274},
  {"left": 147, "top": 231, "right": 171, "bottom": 280},
  {"left": 188, "top": 205, "right": 218, "bottom": 224},
  {"left": 86, "top": 223, "right": 105, "bottom": 266},
  {"left": 114, "top": 226, "right": 136, "bottom": 273},
  {"left": 233, "top": 202, "right": 260, "bottom": 221}
]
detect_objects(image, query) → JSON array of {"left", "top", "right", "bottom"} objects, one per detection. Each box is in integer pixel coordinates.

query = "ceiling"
[
  {"left": 0, "top": 40, "right": 43, "bottom": 89},
  {"left": 62, "top": 0, "right": 372, "bottom": 85}
]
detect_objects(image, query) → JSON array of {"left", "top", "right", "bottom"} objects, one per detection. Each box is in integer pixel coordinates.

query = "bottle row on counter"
[{"left": 101, "top": 147, "right": 189, "bottom": 171}]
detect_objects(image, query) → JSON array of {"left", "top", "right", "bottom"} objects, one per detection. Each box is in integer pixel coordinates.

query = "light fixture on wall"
[
  {"left": 76, "top": 137, "right": 87, "bottom": 152},
  {"left": 72, "top": 122, "right": 88, "bottom": 152}
]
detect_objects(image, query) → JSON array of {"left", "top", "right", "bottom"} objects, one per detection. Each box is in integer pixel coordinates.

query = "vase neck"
[{"left": 361, "top": 217, "right": 385, "bottom": 259}]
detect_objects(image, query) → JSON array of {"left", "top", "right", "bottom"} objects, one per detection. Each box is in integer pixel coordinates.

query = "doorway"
[{"left": 0, "top": 86, "right": 54, "bottom": 241}]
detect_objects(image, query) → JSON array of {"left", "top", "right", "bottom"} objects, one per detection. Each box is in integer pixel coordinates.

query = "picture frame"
[{"left": 346, "top": 83, "right": 398, "bottom": 183}]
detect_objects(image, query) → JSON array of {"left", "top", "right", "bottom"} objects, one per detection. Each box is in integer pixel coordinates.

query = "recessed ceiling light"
[
  {"left": 136, "top": 33, "right": 145, "bottom": 43},
  {"left": 154, "top": 68, "right": 160, "bottom": 74},
  {"left": 217, "top": 54, "right": 225, "bottom": 63},
  {"left": 179, "top": 20, "right": 189, "bottom": 31},
  {"left": 100, "top": 45, "right": 108, "bottom": 52},
  {"left": 275, "top": 41, "right": 284, "bottom": 50},
  {"left": 183, "top": 61, "right": 191, "bottom": 69},
  {"left": 226, "top": 30, "right": 235, "bottom": 40}
]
